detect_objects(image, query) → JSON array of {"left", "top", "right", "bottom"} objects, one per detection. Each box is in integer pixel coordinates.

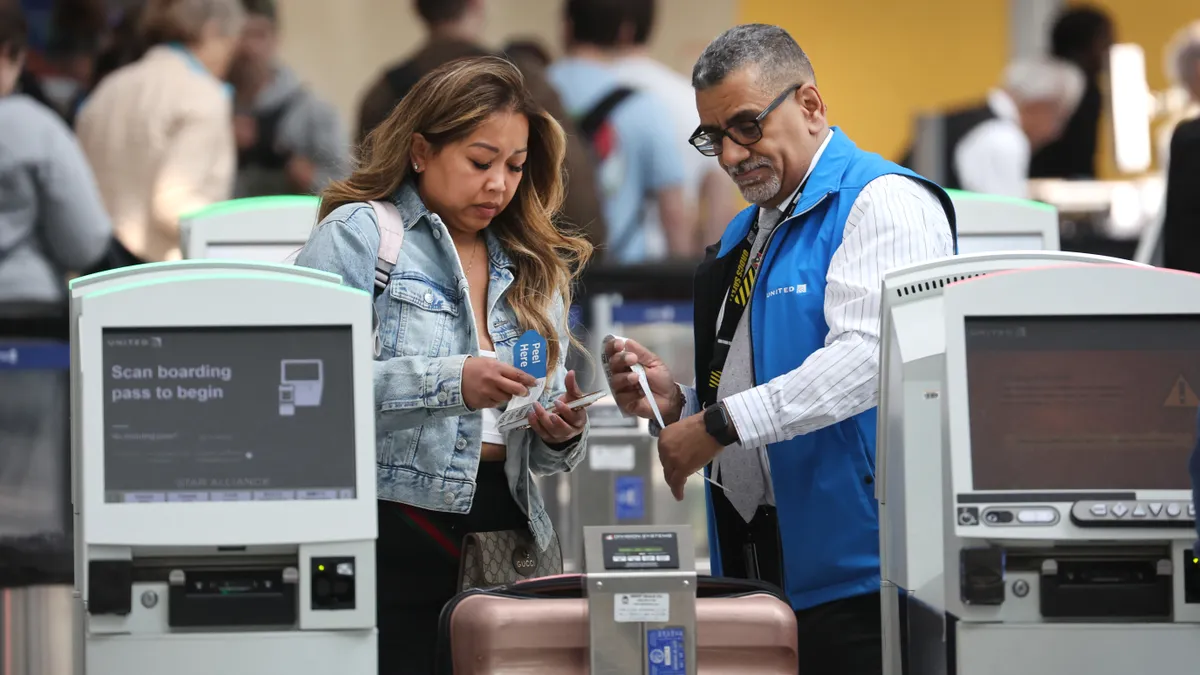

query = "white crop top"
[{"left": 478, "top": 350, "right": 506, "bottom": 446}]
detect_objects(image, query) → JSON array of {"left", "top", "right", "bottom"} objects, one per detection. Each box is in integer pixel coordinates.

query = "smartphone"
[
  {"left": 497, "top": 391, "right": 608, "bottom": 432},
  {"left": 564, "top": 390, "right": 606, "bottom": 410}
]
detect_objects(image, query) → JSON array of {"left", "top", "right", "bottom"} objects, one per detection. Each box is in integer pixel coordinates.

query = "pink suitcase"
[{"left": 438, "top": 576, "right": 798, "bottom": 674}]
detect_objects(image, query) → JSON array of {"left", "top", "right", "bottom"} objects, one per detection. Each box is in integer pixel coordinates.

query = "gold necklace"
[{"left": 463, "top": 236, "right": 481, "bottom": 276}]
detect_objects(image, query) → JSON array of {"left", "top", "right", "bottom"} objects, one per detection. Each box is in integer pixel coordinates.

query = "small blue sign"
[
  {"left": 0, "top": 343, "right": 70, "bottom": 370},
  {"left": 646, "top": 626, "right": 687, "bottom": 675},
  {"left": 614, "top": 475, "right": 645, "bottom": 521},
  {"left": 513, "top": 330, "right": 548, "bottom": 380}
]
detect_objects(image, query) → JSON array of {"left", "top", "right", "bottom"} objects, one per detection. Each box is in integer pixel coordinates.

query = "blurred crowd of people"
[
  {"left": 1, "top": 0, "right": 743, "bottom": 309},
  {"left": 4, "top": 0, "right": 1200, "bottom": 306}
]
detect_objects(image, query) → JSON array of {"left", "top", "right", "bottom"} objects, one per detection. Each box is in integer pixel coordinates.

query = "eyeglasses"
[{"left": 688, "top": 84, "right": 802, "bottom": 157}]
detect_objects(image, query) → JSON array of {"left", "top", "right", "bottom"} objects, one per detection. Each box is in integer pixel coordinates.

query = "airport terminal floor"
[{"left": 1, "top": 193, "right": 1199, "bottom": 675}]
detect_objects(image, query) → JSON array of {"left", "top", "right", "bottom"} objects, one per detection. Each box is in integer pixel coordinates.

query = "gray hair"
[
  {"left": 1165, "top": 21, "right": 1200, "bottom": 88},
  {"left": 1003, "top": 57, "right": 1086, "bottom": 113},
  {"left": 692, "top": 24, "right": 815, "bottom": 92},
  {"left": 140, "top": 0, "right": 246, "bottom": 45}
]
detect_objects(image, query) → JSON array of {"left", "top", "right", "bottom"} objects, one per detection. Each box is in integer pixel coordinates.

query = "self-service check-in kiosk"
[
  {"left": 876, "top": 252, "right": 1143, "bottom": 675},
  {"left": 180, "top": 196, "right": 318, "bottom": 263},
  {"left": 947, "top": 190, "right": 1061, "bottom": 254},
  {"left": 71, "top": 262, "right": 376, "bottom": 674},
  {"left": 583, "top": 525, "right": 697, "bottom": 675},
  {"left": 890, "top": 263, "right": 1200, "bottom": 673}
]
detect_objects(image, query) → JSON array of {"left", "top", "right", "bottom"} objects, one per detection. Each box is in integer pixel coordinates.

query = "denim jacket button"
[
  {"left": 437, "top": 390, "right": 448, "bottom": 403},
  {"left": 455, "top": 438, "right": 467, "bottom": 450},
  {"left": 443, "top": 492, "right": 455, "bottom": 505},
  {"left": 432, "top": 229, "right": 441, "bottom": 240}
]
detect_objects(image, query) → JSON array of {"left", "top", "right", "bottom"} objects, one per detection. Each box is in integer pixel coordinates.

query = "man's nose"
[{"left": 721, "top": 137, "right": 751, "bottom": 168}]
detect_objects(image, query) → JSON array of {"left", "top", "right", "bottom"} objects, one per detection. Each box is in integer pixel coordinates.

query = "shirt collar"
[
  {"left": 987, "top": 89, "right": 1020, "bottom": 123},
  {"left": 774, "top": 128, "right": 835, "bottom": 214}
]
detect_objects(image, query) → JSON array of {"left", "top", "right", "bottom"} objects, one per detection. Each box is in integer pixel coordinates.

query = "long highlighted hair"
[{"left": 320, "top": 56, "right": 592, "bottom": 370}]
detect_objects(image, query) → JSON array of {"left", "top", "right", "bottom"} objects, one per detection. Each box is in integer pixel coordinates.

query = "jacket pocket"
[{"left": 387, "top": 274, "right": 460, "bottom": 357}]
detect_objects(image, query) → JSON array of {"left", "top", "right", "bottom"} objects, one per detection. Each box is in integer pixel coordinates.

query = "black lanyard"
[{"left": 705, "top": 182, "right": 805, "bottom": 393}]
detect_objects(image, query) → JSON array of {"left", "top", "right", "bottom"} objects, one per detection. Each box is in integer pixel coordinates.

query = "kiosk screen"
[
  {"left": 0, "top": 340, "right": 70, "bottom": 541},
  {"left": 965, "top": 316, "right": 1200, "bottom": 491},
  {"left": 102, "top": 326, "right": 356, "bottom": 503}
]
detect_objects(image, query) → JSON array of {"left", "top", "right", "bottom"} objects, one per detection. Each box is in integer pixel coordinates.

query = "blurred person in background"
[
  {"left": 502, "top": 37, "right": 552, "bottom": 69},
  {"left": 36, "top": 0, "right": 110, "bottom": 125},
  {"left": 358, "top": 0, "right": 606, "bottom": 252},
  {"left": 76, "top": 0, "right": 244, "bottom": 264},
  {"left": 90, "top": 3, "right": 148, "bottom": 93},
  {"left": 550, "top": 0, "right": 690, "bottom": 262},
  {"left": 1158, "top": 21, "right": 1200, "bottom": 169},
  {"left": 0, "top": 0, "right": 112, "bottom": 303},
  {"left": 610, "top": 0, "right": 737, "bottom": 247},
  {"left": 228, "top": 0, "right": 348, "bottom": 197},
  {"left": 1029, "top": 5, "right": 1114, "bottom": 180},
  {"left": 947, "top": 58, "right": 1084, "bottom": 199}
]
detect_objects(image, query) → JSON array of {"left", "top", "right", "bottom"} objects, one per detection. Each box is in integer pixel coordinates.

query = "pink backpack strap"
[{"left": 370, "top": 200, "right": 405, "bottom": 296}]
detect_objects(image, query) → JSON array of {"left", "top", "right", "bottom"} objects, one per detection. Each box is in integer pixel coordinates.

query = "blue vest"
[{"left": 702, "top": 129, "right": 957, "bottom": 610}]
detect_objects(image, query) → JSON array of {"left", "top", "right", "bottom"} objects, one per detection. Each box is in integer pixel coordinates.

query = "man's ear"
[
  {"left": 410, "top": 133, "right": 431, "bottom": 171},
  {"left": 797, "top": 83, "right": 827, "bottom": 128}
]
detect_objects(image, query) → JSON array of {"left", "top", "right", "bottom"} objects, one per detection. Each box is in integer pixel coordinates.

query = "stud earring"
[{"left": 412, "top": 162, "right": 419, "bottom": 172}]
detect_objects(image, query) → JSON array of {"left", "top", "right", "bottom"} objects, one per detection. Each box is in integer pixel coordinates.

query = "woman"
[
  {"left": 75, "top": 0, "right": 243, "bottom": 263},
  {"left": 0, "top": 0, "right": 111, "bottom": 303},
  {"left": 295, "top": 56, "right": 593, "bottom": 675}
]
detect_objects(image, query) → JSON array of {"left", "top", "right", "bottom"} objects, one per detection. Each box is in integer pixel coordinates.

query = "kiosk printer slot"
[
  {"left": 947, "top": 191, "right": 1061, "bottom": 254},
  {"left": 875, "top": 252, "right": 1139, "bottom": 675},
  {"left": 934, "top": 264, "right": 1200, "bottom": 673},
  {"left": 72, "top": 264, "right": 375, "bottom": 674},
  {"left": 180, "top": 196, "right": 318, "bottom": 263}
]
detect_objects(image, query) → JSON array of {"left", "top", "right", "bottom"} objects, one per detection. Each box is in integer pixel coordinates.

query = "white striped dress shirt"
[{"left": 671, "top": 167, "right": 955, "bottom": 505}]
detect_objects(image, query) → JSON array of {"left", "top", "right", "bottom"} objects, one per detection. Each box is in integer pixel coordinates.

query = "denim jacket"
[{"left": 295, "top": 181, "right": 588, "bottom": 551}]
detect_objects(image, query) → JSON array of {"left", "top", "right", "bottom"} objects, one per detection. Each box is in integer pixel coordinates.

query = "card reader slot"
[
  {"left": 1039, "top": 557, "right": 1171, "bottom": 619},
  {"left": 167, "top": 567, "right": 298, "bottom": 628}
]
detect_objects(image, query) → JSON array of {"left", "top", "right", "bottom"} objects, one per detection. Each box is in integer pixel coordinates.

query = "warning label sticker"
[{"left": 1163, "top": 375, "right": 1200, "bottom": 408}]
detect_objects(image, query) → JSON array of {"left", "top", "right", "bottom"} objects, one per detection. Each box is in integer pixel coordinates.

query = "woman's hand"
[
  {"left": 528, "top": 370, "right": 588, "bottom": 445},
  {"left": 462, "top": 356, "right": 538, "bottom": 410}
]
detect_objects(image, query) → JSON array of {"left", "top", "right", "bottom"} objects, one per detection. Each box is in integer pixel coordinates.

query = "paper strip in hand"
[{"left": 495, "top": 330, "right": 548, "bottom": 433}]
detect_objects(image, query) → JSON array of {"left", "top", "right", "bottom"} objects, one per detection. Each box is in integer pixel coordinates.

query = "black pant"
[
  {"left": 375, "top": 461, "right": 527, "bottom": 675},
  {"left": 711, "top": 480, "right": 883, "bottom": 675}
]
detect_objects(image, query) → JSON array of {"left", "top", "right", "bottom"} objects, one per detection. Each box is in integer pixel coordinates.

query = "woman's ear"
[{"left": 410, "top": 133, "right": 431, "bottom": 172}]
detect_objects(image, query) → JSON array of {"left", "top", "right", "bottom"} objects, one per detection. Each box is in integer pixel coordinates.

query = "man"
[
  {"left": 1159, "top": 21, "right": 1200, "bottom": 168},
  {"left": 609, "top": 0, "right": 737, "bottom": 246},
  {"left": 605, "top": 24, "right": 955, "bottom": 674},
  {"left": 228, "top": 0, "right": 348, "bottom": 197},
  {"left": 356, "top": 0, "right": 605, "bottom": 249},
  {"left": 1029, "top": 5, "right": 1114, "bottom": 179},
  {"left": 1161, "top": 115, "right": 1200, "bottom": 274},
  {"left": 948, "top": 58, "right": 1085, "bottom": 198},
  {"left": 549, "top": 0, "right": 690, "bottom": 262}
]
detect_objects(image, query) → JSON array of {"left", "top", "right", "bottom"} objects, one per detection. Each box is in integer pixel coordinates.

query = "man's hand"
[
  {"left": 658, "top": 412, "right": 723, "bottom": 501},
  {"left": 605, "top": 338, "right": 683, "bottom": 424}
]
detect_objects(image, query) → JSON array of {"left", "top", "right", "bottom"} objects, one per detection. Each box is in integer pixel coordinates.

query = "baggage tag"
[{"left": 496, "top": 330, "right": 548, "bottom": 433}]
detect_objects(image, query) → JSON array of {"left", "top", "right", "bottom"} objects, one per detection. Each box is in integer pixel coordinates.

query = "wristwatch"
[{"left": 703, "top": 402, "right": 740, "bottom": 446}]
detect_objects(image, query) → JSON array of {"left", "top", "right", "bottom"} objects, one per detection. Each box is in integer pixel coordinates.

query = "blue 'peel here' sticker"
[
  {"left": 647, "top": 626, "right": 686, "bottom": 674},
  {"left": 514, "top": 330, "right": 547, "bottom": 380}
]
